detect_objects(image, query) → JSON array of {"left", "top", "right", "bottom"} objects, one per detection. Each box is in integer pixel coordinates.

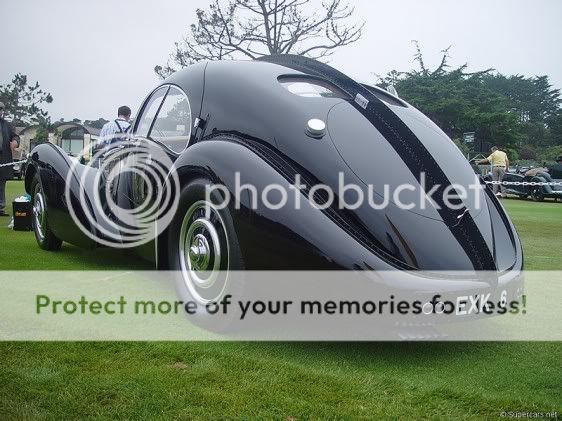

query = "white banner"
[{"left": 0, "top": 270, "right": 559, "bottom": 341}]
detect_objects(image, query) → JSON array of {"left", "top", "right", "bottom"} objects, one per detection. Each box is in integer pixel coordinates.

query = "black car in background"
[{"left": 483, "top": 168, "right": 562, "bottom": 201}]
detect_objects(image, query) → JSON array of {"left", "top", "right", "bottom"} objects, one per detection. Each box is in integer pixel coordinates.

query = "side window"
[
  {"left": 135, "top": 86, "right": 168, "bottom": 138},
  {"left": 149, "top": 86, "right": 192, "bottom": 153}
]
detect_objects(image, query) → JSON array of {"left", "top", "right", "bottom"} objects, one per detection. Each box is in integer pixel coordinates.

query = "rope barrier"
[
  {"left": 484, "top": 180, "right": 562, "bottom": 186},
  {"left": 0, "top": 160, "right": 26, "bottom": 168},
  {"left": 2, "top": 159, "right": 560, "bottom": 187}
]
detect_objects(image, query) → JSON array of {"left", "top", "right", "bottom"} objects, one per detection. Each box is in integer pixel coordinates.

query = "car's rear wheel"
[
  {"left": 31, "top": 175, "right": 63, "bottom": 251},
  {"left": 167, "top": 177, "right": 244, "bottom": 329},
  {"left": 531, "top": 188, "right": 545, "bottom": 202}
]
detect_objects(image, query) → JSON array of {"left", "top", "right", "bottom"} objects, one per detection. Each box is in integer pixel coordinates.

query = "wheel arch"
[
  {"left": 24, "top": 162, "right": 37, "bottom": 194},
  {"left": 156, "top": 166, "right": 219, "bottom": 269}
]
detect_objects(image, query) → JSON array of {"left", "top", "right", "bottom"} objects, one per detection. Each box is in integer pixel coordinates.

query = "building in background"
[{"left": 16, "top": 122, "right": 100, "bottom": 160}]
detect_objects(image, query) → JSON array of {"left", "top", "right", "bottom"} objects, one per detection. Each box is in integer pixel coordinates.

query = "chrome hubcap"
[
  {"left": 179, "top": 201, "right": 229, "bottom": 303},
  {"left": 33, "top": 190, "right": 46, "bottom": 241},
  {"left": 189, "top": 233, "right": 210, "bottom": 271}
]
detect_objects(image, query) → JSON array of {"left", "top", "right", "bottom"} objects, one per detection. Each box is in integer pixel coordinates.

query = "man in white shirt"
[{"left": 99, "top": 106, "right": 132, "bottom": 145}]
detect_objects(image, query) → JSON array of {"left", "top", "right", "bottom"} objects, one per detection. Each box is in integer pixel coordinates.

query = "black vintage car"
[
  {"left": 484, "top": 169, "right": 562, "bottom": 201},
  {"left": 25, "top": 55, "right": 523, "bottom": 307}
]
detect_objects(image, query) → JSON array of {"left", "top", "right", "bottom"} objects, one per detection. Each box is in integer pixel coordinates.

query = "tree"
[
  {"left": 482, "top": 74, "right": 560, "bottom": 124},
  {"left": 0, "top": 73, "right": 53, "bottom": 125},
  {"left": 155, "top": 0, "right": 364, "bottom": 78},
  {"left": 481, "top": 74, "right": 561, "bottom": 150},
  {"left": 33, "top": 116, "right": 56, "bottom": 145},
  {"left": 538, "top": 145, "right": 562, "bottom": 163},
  {"left": 546, "top": 112, "right": 562, "bottom": 146},
  {"left": 84, "top": 118, "right": 110, "bottom": 130},
  {"left": 377, "top": 42, "right": 522, "bottom": 151}
]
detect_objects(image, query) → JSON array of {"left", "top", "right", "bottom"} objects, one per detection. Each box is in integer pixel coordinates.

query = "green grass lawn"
[
  {"left": 0, "top": 180, "right": 152, "bottom": 271},
  {"left": 0, "top": 180, "right": 560, "bottom": 419},
  {"left": 498, "top": 197, "right": 562, "bottom": 270}
]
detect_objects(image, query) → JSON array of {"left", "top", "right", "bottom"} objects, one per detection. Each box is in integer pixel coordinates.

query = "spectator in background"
[
  {"left": 525, "top": 167, "right": 549, "bottom": 177},
  {"left": 0, "top": 102, "right": 19, "bottom": 216},
  {"left": 549, "top": 156, "right": 562, "bottom": 179},
  {"left": 99, "top": 105, "right": 131, "bottom": 145},
  {"left": 477, "top": 146, "right": 509, "bottom": 198}
]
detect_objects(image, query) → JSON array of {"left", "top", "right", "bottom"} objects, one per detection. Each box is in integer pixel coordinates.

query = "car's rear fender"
[{"left": 161, "top": 136, "right": 393, "bottom": 270}]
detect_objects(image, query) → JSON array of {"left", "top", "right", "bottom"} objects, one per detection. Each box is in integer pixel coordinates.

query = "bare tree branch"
[
  {"left": 432, "top": 45, "right": 452, "bottom": 76},
  {"left": 155, "top": 0, "right": 364, "bottom": 77},
  {"left": 411, "top": 40, "right": 428, "bottom": 75}
]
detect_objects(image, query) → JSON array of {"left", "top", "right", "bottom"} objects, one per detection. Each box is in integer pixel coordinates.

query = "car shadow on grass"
[
  {"left": 250, "top": 341, "right": 495, "bottom": 366},
  {"left": 56, "top": 244, "right": 154, "bottom": 270}
]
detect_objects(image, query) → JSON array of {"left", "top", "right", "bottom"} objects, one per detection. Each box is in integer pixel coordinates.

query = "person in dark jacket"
[
  {"left": 0, "top": 102, "right": 19, "bottom": 216},
  {"left": 549, "top": 156, "right": 562, "bottom": 180}
]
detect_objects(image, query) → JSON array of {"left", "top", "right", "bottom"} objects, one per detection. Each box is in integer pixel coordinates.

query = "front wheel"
[
  {"left": 167, "top": 177, "right": 244, "bottom": 328},
  {"left": 31, "top": 175, "right": 63, "bottom": 251}
]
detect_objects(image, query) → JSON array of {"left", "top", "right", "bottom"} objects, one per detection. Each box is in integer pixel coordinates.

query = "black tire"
[
  {"left": 167, "top": 177, "right": 244, "bottom": 330},
  {"left": 31, "top": 174, "right": 63, "bottom": 251},
  {"left": 531, "top": 188, "right": 545, "bottom": 202}
]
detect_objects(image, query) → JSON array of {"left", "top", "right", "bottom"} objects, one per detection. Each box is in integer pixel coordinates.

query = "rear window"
[{"left": 278, "top": 77, "right": 348, "bottom": 99}]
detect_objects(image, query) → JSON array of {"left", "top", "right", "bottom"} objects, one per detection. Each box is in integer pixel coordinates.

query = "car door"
[
  {"left": 119, "top": 84, "right": 195, "bottom": 258},
  {"left": 100, "top": 86, "right": 168, "bottom": 229},
  {"left": 127, "top": 84, "right": 193, "bottom": 204}
]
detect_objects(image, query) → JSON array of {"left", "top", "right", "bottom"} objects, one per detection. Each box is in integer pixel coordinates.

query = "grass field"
[{"left": 0, "top": 180, "right": 560, "bottom": 419}]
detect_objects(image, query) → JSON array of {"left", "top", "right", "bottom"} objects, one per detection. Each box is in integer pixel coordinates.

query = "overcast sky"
[{"left": 2, "top": 0, "right": 561, "bottom": 122}]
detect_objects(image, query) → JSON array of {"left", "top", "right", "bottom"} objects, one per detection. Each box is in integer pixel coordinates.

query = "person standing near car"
[
  {"left": 99, "top": 105, "right": 131, "bottom": 145},
  {"left": 477, "top": 146, "right": 509, "bottom": 198},
  {"left": 548, "top": 156, "right": 562, "bottom": 179},
  {"left": 0, "top": 102, "right": 19, "bottom": 217},
  {"left": 97, "top": 106, "right": 132, "bottom": 194}
]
